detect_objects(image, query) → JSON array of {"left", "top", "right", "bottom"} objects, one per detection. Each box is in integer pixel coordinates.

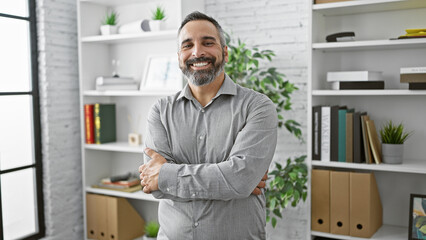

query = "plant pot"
[
  {"left": 100, "top": 25, "right": 117, "bottom": 35},
  {"left": 381, "top": 143, "right": 404, "bottom": 164},
  {"left": 149, "top": 20, "right": 164, "bottom": 31},
  {"left": 143, "top": 236, "right": 157, "bottom": 240}
]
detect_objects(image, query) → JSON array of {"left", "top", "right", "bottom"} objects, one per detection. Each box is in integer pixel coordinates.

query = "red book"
[{"left": 84, "top": 104, "right": 95, "bottom": 144}]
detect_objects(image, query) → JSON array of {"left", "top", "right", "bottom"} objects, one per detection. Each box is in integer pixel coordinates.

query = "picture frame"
[
  {"left": 140, "top": 54, "right": 182, "bottom": 91},
  {"left": 409, "top": 193, "right": 426, "bottom": 240}
]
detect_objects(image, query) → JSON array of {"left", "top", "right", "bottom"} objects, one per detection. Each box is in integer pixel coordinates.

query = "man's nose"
[{"left": 192, "top": 43, "right": 205, "bottom": 58}]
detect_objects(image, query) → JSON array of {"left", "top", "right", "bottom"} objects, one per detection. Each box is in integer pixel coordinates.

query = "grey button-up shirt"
[{"left": 144, "top": 74, "right": 278, "bottom": 240}]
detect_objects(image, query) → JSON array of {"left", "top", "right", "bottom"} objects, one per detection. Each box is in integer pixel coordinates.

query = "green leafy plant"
[
  {"left": 265, "top": 155, "right": 308, "bottom": 228},
  {"left": 380, "top": 120, "right": 413, "bottom": 144},
  {"left": 144, "top": 221, "right": 160, "bottom": 238},
  {"left": 224, "top": 33, "right": 302, "bottom": 140},
  {"left": 103, "top": 11, "right": 117, "bottom": 26},
  {"left": 151, "top": 6, "right": 166, "bottom": 20}
]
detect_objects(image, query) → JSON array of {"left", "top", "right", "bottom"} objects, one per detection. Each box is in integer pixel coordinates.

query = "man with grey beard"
[{"left": 138, "top": 11, "right": 277, "bottom": 240}]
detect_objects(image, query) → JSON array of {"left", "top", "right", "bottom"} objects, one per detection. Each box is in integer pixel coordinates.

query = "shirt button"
[
  {"left": 201, "top": 109, "right": 205, "bottom": 113},
  {"left": 194, "top": 222, "right": 199, "bottom": 227},
  {"left": 166, "top": 188, "right": 170, "bottom": 192},
  {"left": 192, "top": 193, "right": 196, "bottom": 197},
  {"left": 199, "top": 135, "right": 204, "bottom": 140}
]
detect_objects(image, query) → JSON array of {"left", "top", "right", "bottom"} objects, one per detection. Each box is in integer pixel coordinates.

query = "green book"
[
  {"left": 94, "top": 103, "right": 116, "bottom": 144},
  {"left": 337, "top": 108, "right": 353, "bottom": 162}
]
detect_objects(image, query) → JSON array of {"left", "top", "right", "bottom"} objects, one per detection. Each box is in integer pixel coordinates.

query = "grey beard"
[{"left": 182, "top": 58, "right": 225, "bottom": 87}]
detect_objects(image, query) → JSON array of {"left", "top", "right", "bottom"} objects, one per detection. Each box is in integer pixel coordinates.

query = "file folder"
[
  {"left": 86, "top": 193, "right": 99, "bottom": 239},
  {"left": 350, "top": 172, "right": 383, "bottom": 238},
  {"left": 330, "top": 171, "right": 350, "bottom": 235},
  {"left": 311, "top": 169, "right": 330, "bottom": 233}
]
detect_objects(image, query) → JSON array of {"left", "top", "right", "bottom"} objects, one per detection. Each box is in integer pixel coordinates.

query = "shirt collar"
[{"left": 177, "top": 74, "right": 237, "bottom": 101}]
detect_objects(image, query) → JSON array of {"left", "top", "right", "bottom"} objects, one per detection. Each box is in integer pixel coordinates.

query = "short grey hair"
[{"left": 178, "top": 11, "right": 226, "bottom": 48}]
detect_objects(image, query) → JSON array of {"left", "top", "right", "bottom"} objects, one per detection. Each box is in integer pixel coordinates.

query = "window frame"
[{"left": 0, "top": 0, "right": 45, "bottom": 239}]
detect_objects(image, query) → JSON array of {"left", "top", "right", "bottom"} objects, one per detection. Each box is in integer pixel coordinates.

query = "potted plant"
[
  {"left": 379, "top": 120, "right": 413, "bottom": 164},
  {"left": 149, "top": 6, "right": 166, "bottom": 31},
  {"left": 100, "top": 10, "right": 118, "bottom": 35},
  {"left": 224, "top": 33, "right": 307, "bottom": 228},
  {"left": 143, "top": 221, "right": 160, "bottom": 240}
]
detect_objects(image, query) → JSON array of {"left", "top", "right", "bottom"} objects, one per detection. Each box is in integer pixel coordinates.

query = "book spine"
[
  {"left": 400, "top": 67, "right": 426, "bottom": 74},
  {"left": 312, "top": 106, "right": 322, "bottom": 160},
  {"left": 321, "top": 106, "right": 331, "bottom": 162},
  {"left": 94, "top": 103, "right": 101, "bottom": 144},
  {"left": 346, "top": 112, "right": 353, "bottom": 163},
  {"left": 330, "top": 106, "right": 340, "bottom": 162},
  {"left": 338, "top": 81, "right": 384, "bottom": 90},
  {"left": 84, "top": 104, "right": 94, "bottom": 144},
  {"left": 338, "top": 109, "right": 347, "bottom": 162},
  {"left": 400, "top": 74, "right": 426, "bottom": 83}
]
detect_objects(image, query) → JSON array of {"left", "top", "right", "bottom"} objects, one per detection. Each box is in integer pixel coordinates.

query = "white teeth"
[{"left": 193, "top": 62, "right": 208, "bottom": 67}]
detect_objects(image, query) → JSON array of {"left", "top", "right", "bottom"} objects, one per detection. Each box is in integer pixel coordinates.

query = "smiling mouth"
[{"left": 192, "top": 62, "right": 210, "bottom": 67}]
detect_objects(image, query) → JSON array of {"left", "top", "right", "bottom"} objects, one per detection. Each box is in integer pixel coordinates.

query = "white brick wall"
[
  {"left": 205, "top": 0, "right": 309, "bottom": 239},
  {"left": 37, "top": 0, "right": 84, "bottom": 239}
]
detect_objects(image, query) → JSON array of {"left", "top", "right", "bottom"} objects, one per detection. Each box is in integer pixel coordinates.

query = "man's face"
[{"left": 178, "top": 20, "right": 228, "bottom": 86}]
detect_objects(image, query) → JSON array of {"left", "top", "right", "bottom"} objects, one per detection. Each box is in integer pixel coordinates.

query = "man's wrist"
[{"left": 158, "top": 162, "right": 180, "bottom": 195}]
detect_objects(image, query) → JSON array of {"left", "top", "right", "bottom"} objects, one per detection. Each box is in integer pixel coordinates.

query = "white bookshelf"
[
  {"left": 308, "top": 0, "right": 426, "bottom": 239},
  {"left": 77, "top": 0, "right": 204, "bottom": 239}
]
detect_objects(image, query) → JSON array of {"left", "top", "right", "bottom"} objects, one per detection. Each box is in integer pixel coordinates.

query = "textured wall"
[
  {"left": 36, "top": 0, "right": 84, "bottom": 239},
  {"left": 205, "top": 0, "right": 309, "bottom": 239}
]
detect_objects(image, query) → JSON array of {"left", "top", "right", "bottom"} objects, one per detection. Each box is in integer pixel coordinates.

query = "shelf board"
[
  {"left": 81, "top": 30, "right": 177, "bottom": 44},
  {"left": 83, "top": 90, "right": 178, "bottom": 96},
  {"left": 312, "top": 158, "right": 426, "bottom": 174},
  {"left": 312, "top": 89, "right": 426, "bottom": 96},
  {"left": 312, "top": 224, "right": 407, "bottom": 240},
  {"left": 312, "top": 38, "right": 426, "bottom": 51},
  {"left": 80, "top": 0, "right": 157, "bottom": 6},
  {"left": 313, "top": 0, "right": 426, "bottom": 16},
  {"left": 85, "top": 142, "right": 144, "bottom": 153},
  {"left": 86, "top": 186, "right": 159, "bottom": 202}
]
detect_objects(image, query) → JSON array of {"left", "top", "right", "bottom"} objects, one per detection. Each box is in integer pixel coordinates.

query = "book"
[
  {"left": 92, "top": 184, "right": 142, "bottom": 193},
  {"left": 96, "top": 76, "right": 136, "bottom": 85},
  {"left": 330, "top": 106, "right": 340, "bottom": 162},
  {"left": 346, "top": 112, "right": 354, "bottom": 163},
  {"left": 331, "top": 81, "right": 385, "bottom": 90},
  {"left": 400, "top": 67, "right": 426, "bottom": 74},
  {"left": 96, "top": 84, "right": 139, "bottom": 91},
  {"left": 366, "top": 120, "right": 382, "bottom": 164},
  {"left": 327, "top": 71, "right": 383, "bottom": 82},
  {"left": 409, "top": 82, "right": 426, "bottom": 90},
  {"left": 400, "top": 73, "right": 426, "bottom": 83},
  {"left": 361, "top": 115, "right": 373, "bottom": 164},
  {"left": 84, "top": 104, "right": 95, "bottom": 144},
  {"left": 94, "top": 103, "right": 116, "bottom": 144},
  {"left": 338, "top": 108, "right": 348, "bottom": 162},
  {"left": 353, "top": 112, "right": 367, "bottom": 164},
  {"left": 321, "top": 106, "right": 331, "bottom": 162},
  {"left": 100, "top": 177, "right": 140, "bottom": 187},
  {"left": 315, "top": 0, "right": 351, "bottom": 4},
  {"left": 312, "top": 106, "right": 322, "bottom": 160}
]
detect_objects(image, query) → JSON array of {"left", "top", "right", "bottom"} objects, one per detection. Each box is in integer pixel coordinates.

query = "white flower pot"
[
  {"left": 149, "top": 20, "right": 164, "bottom": 31},
  {"left": 100, "top": 25, "right": 117, "bottom": 35},
  {"left": 381, "top": 143, "right": 404, "bottom": 164}
]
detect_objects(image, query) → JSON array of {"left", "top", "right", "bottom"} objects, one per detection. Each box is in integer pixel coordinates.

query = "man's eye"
[
  {"left": 205, "top": 42, "right": 214, "bottom": 46},
  {"left": 182, "top": 44, "right": 192, "bottom": 49}
]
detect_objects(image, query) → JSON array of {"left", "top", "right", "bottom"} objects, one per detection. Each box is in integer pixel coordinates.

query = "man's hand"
[
  {"left": 251, "top": 171, "right": 268, "bottom": 195},
  {"left": 138, "top": 148, "right": 167, "bottom": 194}
]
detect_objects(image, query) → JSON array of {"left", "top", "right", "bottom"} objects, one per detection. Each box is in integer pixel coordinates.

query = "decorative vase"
[
  {"left": 149, "top": 20, "right": 163, "bottom": 31},
  {"left": 100, "top": 25, "right": 117, "bottom": 35},
  {"left": 381, "top": 143, "right": 404, "bottom": 164}
]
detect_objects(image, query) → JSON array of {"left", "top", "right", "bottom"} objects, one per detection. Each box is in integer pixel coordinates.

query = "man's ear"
[{"left": 224, "top": 45, "right": 229, "bottom": 63}]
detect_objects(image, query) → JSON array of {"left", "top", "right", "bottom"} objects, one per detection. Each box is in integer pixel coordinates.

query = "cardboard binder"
[
  {"left": 311, "top": 169, "right": 330, "bottom": 233},
  {"left": 350, "top": 172, "right": 383, "bottom": 238},
  {"left": 86, "top": 194, "right": 145, "bottom": 240},
  {"left": 330, "top": 171, "right": 350, "bottom": 235}
]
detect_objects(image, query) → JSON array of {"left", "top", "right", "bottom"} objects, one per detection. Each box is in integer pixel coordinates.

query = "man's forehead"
[{"left": 179, "top": 20, "right": 220, "bottom": 41}]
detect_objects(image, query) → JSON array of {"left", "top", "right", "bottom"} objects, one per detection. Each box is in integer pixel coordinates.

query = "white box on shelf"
[{"left": 327, "top": 71, "right": 383, "bottom": 82}]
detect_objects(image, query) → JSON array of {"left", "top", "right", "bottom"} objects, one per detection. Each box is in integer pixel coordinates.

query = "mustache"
[{"left": 185, "top": 57, "right": 215, "bottom": 66}]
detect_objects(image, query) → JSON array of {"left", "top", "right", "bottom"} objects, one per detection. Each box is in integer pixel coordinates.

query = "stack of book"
[
  {"left": 400, "top": 67, "right": 426, "bottom": 90},
  {"left": 95, "top": 76, "right": 139, "bottom": 91},
  {"left": 84, "top": 103, "right": 116, "bottom": 144},
  {"left": 92, "top": 175, "right": 142, "bottom": 193},
  {"left": 398, "top": 28, "right": 426, "bottom": 39},
  {"left": 312, "top": 105, "right": 382, "bottom": 165},
  {"left": 327, "top": 71, "right": 384, "bottom": 90}
]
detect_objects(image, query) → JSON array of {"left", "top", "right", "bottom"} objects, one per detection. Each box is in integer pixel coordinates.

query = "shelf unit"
[
  {"left": 308, "top": 0, "right": 426, "bottom": 239},
  {"left": 77, "top": 0, "right": 204, "bottom": 239}
]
